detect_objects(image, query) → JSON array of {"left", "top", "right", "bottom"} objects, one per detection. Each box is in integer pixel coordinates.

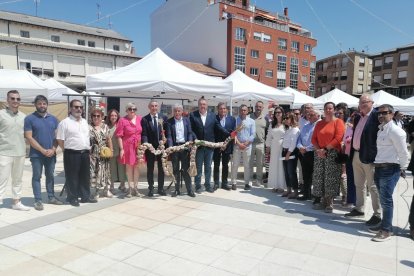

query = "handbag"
[{"left": 100, "top": 146, "right": 113, "bottom": 158}]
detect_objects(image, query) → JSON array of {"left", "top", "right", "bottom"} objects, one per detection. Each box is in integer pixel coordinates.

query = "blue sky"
[{"left": 1, "top": 0, "right": 414, "bottom": 59}]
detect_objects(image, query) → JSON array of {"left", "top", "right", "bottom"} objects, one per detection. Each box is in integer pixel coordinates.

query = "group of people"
[{"left": 1, "top": 90, "right": 413, "bottom": 242}]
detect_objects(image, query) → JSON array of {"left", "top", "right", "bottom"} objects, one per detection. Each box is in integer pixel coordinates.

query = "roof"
[
  {"left": 0, "top": 10, "right": 131, "bottom": 41},
  {"left": 317, "top": 50, "right": 370, "bottom": 63},
  {"left": 177, "top": 61, "right": 226, "bottom": 78},
  {"left": 370, "top": 43, "right": 414, "bottom": 57}
]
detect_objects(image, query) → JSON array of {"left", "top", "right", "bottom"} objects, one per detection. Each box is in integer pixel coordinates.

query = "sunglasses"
[
  {"left": 92, "top": 115, "right": 101, "bottom": 118},
  {"left": 10, "top": 97, "right": 21, "bottom": 101},
  {"left": 73, "top": 106, "right": 83, "bottom": 109},
  {"left": 128, "top": 108, "right": 137, "bottom": 112},
  {"left": 275, "top": 111, "right": 282, "bottom": 114},
  {"left": 294, "top": 113, "right": 300, "bottom": 115},
  {"left": 378, "top": 111, "right": 392, "bottom": 116}
]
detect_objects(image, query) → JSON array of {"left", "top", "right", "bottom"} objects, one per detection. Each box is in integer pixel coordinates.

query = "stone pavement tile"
[
  {"left": 198, "top": 234, "right": 240, "bottom": 251},
  {"left": 153, "top": 256, "right": 206, "bottom": 276},
  {"left": 275, "top": 237, "right": 318, "bottom": 254},
  {"left": 318, "top": 231, "right": 359, "bottom": 250},
  {"left": 124, "top": 248, "right": 174, "bottom": 271},
  {"left": 256, "top": 222, "right": 290, "bottom": 236},
  {"left": 63, "top": 252, "right": 117, "bottom": 275},
  {"left": 37, "top": 245, "right": 89, "bottom": 267},
  {"left": 2, "top": 258, "right": 61, "bottom": 276},
  {"left": 211, "top": 252, "right": 261, "bottom": 275},
  {"left": 124, "top": 230, "right": 165, "bottom": 248},
  {"left": 164, "top": 205, "right": 193, "bottom": 215},
  {"left": 142, "top": 210, "right": 179, "bottom": 223},
  {"left": 20, "top": 236, "right": 68, "bottom": 257},
  {"left": 311, "top": 243, "right": 354, "bottom": 264},
  {"left": 97, "top": 262, "right": 149, "bottom": 276},
  {"left": 229, "top": 240, "right": 273, "bottom": 260},
  {"left": 168, "top": 215, "right": 200, "bottom": 227},
  {"left": 397, "top": 261, "right": 414, "bottom": 276},
  {"left": 0, "top": 231, "right": 44, "bottom": 249},
  {"left": 123, "top": 217, "right": 161, "bottom": 230},
  {"left": 100, "top": 225, "right": 139, "bottom": 240},
  {"left": 73, "top": 235, "right": 117, "bottom": 252},
  {"left": 123, "top": 206, "right": 157, "bottom": 217},
  {"left": 32, "top": 222, "right": 75, "bottom": 238},
  {"left": 52, "top": 227, "right": 96, "bottom": 244},
  {"left": 96, "top": 240, "right": 144, "bottom": 261},
  {"left": 301, "top": 255, "right": 349, "bottom": 276},
  {"left": 63, "top": 215, "right": 120, "bottom": 234},
  {"left": 247, "top": 261, "right": 302, "bottom": 276},
  {"left": 0, "top": 244, "right": 33, "bottom": 271},
  {"left": 285, "top": 227, "right": 324, "bottom": 243},
  {"left": 43, "top": 267, "right": 79, "bottom": 276},
  {"left": 215, "top": 224, "right": 253, "bottom": 240},
  {"left": 263, "top": 247, "right": 309, "bottom": 270},
  {"left": 347, "top": 265, "right": 394, "bottom": 276},
  {"left": 197, "top": 266, "right": 239, "bottom": 276},
  {"left": 354, "top": 236, "right": 397, "bottom": 258},
  {"left": 350, "top": 251, "right": 396, "bottom": 275},
  {"left": 185, "top": 209, "right": 214, "bottom": 220},
  {"left": 244, "top": 230, "right": 284, "bottom": 247},
  {"left": 178, "top": 243, "right": 226, "bottom": 265},
  {"left": 190, "top": 219, "right": 226, "bottom": 233},
  {"left": 88, "top": 209, "right": 138, "bottom": 225},
  {"left": 148, "top": 223, "right": 185, "bottom": 237},
  {"left": 177, "top": 200, "right": 205, "bottom": 209},
  {"left": 395, "top": 236, "right": 414, "bottom": 250},
  {"left": 173, "top": 227, "right": 212, "bottom": 243},
  {"left": 151, "top": 237, "right": 194, "bottom": 255}
]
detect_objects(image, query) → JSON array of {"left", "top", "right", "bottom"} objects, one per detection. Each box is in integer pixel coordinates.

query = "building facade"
[
  {"left": 315, "top": 51, "right": 372, "bottom": 97},
  {"left": 370, "top": 44, "right": 414, "bottom": 99},
  {"left": 0, "top": 10, "right": 138, "bottom": 91},
  {"left": 152, "top": 0, "right": 317, "bottom": 95}
]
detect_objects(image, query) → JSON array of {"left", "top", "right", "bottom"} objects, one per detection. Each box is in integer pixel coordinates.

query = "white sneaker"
[{"left": 12, "top": 202, "right": 30, "bottom": 211}]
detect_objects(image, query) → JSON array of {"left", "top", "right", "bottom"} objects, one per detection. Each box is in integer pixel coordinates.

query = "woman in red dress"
[{"left": 116, "top": 103, "right": 142, "bottom": 197}]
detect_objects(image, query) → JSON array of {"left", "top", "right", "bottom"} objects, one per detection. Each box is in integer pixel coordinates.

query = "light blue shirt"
[
  {"left": 235, "top": 116, "right": 255, "bottom": 144},
  {"left": 297, "top": 121, "right": 316, "bottom": 152},
  {"left": 174, "top": 117, "right": 185, "bottom": 143}
]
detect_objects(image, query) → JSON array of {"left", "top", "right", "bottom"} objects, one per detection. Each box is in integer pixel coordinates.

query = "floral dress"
[{"left": 90, "top": 124, "right": 111, "bottom": 191}]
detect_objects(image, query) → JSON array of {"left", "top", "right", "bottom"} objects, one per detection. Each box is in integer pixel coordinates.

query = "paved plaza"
[{"left": 0, "top": 154, "right": 413, "bottom": 276}]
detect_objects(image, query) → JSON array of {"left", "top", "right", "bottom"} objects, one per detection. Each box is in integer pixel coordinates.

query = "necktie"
[{"left": 153, "top": 116, "right": 159, "bottom": 141}]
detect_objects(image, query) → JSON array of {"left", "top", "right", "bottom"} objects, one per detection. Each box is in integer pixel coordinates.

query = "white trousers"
[
  {"left": 232, "top": 146, "right": 252, "bottom": 185},
  {"left": 0, "top": 155, "right": 25, "bottom": 201}
]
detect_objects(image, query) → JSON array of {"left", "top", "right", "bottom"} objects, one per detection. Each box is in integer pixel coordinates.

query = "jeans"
[
  {"left": 374, "top": 164, "right": 401, "bottom": 232},
  {"left": 283, "top": 158, "right": 298, "bottom": 189},
  {"left": 408, "top": 178, "right": 414, "bottom": 230},
  {"left": 195, "top": 147, "right": 214, "bottom": 190},
  {"left": 31, "top": 156, "right": 56, "bottom": 202}
]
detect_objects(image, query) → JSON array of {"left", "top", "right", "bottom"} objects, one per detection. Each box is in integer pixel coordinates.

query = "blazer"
[
  {"left": 167, "top": 116, "right": 194, "bottom": 147},
  {"left": 214, "top": 115, "right": 236, "bottom": 154},
  {"left": 190, "top": 110, "right": 229, "bottom": 142},
  {"left": 350, "top": 108, "right": 380, "bottom": 164},
  {"left": 141, "top": 113, "right": 169, "bottom": 148}
]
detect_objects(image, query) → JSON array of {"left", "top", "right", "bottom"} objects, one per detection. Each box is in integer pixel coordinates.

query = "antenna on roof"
[
  {"left": 34, "top": 0, "right": 40, "bottom": 16},
  {"left": 108, "top": 16, "right": 112, "bottom": 29},
  {"left": 96, "top": 3, "right": 101, "bottom": 20}
]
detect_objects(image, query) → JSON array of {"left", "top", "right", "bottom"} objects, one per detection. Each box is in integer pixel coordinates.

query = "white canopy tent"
[
  {"left": 43, "top": 78, "right": 81, "bottom": 103},
  {"left": 0, "top": 69, "right": 47, "bottom": 102},
  {"left": 404, "top": 95, "right": 414, "bottom": 104},
  {"left": 371, "top": 90, "right": 414, "bottom": 113},
  {"left": 282, "top": 87, "right": 323, "bottom": 109},
  {"left": 316, "top": 88, "right": 359, "bottom": 108},
  {"left": 86, "top": 48, "right": 232, "bottom": 101},
  {"left": 224, "top": 70, "right": 293, "bottom": 104}
]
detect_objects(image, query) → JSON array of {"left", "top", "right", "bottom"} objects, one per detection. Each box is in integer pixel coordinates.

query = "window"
[
  {"left": 235, "top": 27, "right": 246, "bottom": 41},
  {"left": 277, "top": 55, "right": 287, "bottom": 72},
  {"left": 265, "top": 70, "right": 273, "bottom": 78},
  {"left": 373, "top": 75, "right": 381, "bottom": 83},
  {"left": 88, "top": 41, "right": 96, "bottom": 47},
  {"left": 304, "top": 44, "right": 311, "bottom": 52},
  {"left": 277, "top": 79, "right": 286, "bottom": 89},
  {"left": 332, "top": 59, "right": 337, "bottom": 68},
  {"left": 88, "top": 59, "right": 113, "bottom": 74},
  {"left": 253, "top": 32, "right": 261, "bottom": 40},
  {"left": 51, "top": 35, "right": 60, "bottom": 42},
  {"left": 384, "top": 56, "right": 393, "bottom": 64},
  {"left": 290, "top": 57, "right": 299, "bottom": 89},
  {"left": 251, "top": 49, "right": 259, "bottom": 58},
  {"left": 383, "top": 73, "right": 392, "bottom": 80},
  {"left": 357, "top": 84, "right": 363, "bottom": 93},
  {"left": 341, "top": 57, "right": 348, "bottom": 67},
  {"left": 234, "top": 46, "right": 246, "bottom": 73},
  {"left": 374, "top": 59, "right": 382, "bottom": 67},
  {"left": 323, "top": 62, "right": 328, "bottom": 70},
  {"left": 340, "top": 84, "right": 347, "bottom": 92},
  {"left": 19, "top": 51, "right": 54, "bottom": 77},
  {"left": 398, "top": 71, "right": 407, "bottom": 78},
  {"left": 250, "top": 67, "right": 258, "bottom": 76},
  {"left": 57, "top": 55, "right": 86, "bottom": 77},
  {"left": 77, "top": 39, "right": 85, "bottom": 46},
  {"left": 278, "top": 38, "right": 287, "bottom": 50},
  {"left": 20, "top": 30, "right": 30, "bottom": 38},
  {"left": 359, "top": 57, "right": 365, "bottom": 65},
  {"left": 358, "top": 70, "right": 364, "bottom": 80},
  {"left": 262, "top": 34, "right": 271, "bottom": 43},
  {"left": 302, "top": 59, "right": 309, "bottom": 67},
  {"left": 113, "top": 45, "right": 120, "bottom": 51},
  {"left": 301, "top": 75, "right": 308, "bottom": 82},
  {"left": 400, "top": 53, "right": 409, "bottom": 61},
  {"left": 265, "top": 52, "right": 273, "bottom": 61},
  {"left": 341, "top": 70, "right": 347, "bottom": 76},
  {"left": 322, "top": 87, "right": 327, "bottom": 93},
  {"left": 291, "top": 41, "right": 299, "bottom": 52}
]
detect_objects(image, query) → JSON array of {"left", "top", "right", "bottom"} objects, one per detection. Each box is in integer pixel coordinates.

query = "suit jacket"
[
  {"left": 407, "top": 120, "right": 414, "bottom": 143},
  {"left": 167, "top": 116, "right": 194, "bottom": 147},
  {"left": 214, "top": 115, "right": 236, "bottom": 153},
  {"left": 350, "top": 108, "right": 380, "bottom": 164},
  {"left": 141, "top": 113, "right": 169, "bottom": 148},
  {"left": 190, "top": 110, "right": 229, "bottom": 142}
]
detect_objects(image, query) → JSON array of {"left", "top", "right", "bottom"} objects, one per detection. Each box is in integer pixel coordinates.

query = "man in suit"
[
  {"left": 190, "top": 97, "right": 229, "bottom": 193},
  {"left": 141, "top": 99, "right": 169, "bottom": 197},
  {"left": 167, "top": 104, "right": 195, "bottom": 197},
  {"left": 213, "top": 102, "right": 236, "bottom": 191},
  {"left": 345, "top": 94, "right": 382, "bottom": 227}
]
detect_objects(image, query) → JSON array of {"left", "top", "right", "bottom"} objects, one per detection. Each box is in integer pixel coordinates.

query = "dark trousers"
[
  {"left": 171, "top": 150, "right": 192, "bottom": 193},
  {"left": 213, "top": 148, "right": 231, "bottom": 186},
  {"left": 63, "top": 150, "right": 90, "bottom": 201},
  {"left": 283, "top": 158, "right": 298, "bottom": 189},
  {"left": 300, "top": 151, "right": 314, "bottom": 197},
  {"left": 145, "top": 151, "right": 164, "bottom": 191},
  {"left": 346, "top": 159, "right": 356, "bottom": 204},
  {"left": 409, "top": 178, "right": 414, "bottom": 230}
]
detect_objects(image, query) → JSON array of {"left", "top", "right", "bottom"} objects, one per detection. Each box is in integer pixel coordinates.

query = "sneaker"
[
  {"left": 368, "top": 225, "right": 382, "bottom": 234},
  {"left": 244, "top": 184, "right": 251, "bottom": 190},
  {"left": 366, "top": 215, "right": 382, "bottom": 226},
  {"left": 48, "top": 197, "right": 64, "bottom": 205},
  {"left": 344, "top": 209, "right": 365, "bottom": 218},
  {"left": 231, "top": 184, "right": 237, "bottom": 190},
  {"left": 195, "top": 187, "right": 203, "bottom": 194},
  {"left": 371, "top": 230, "right": 392, "bottom": 242},
  {"left": 34, "top": 201, "right": 44, "bottom": 211},
  {"left": 12, "top": 201, "right": 30, "bottom": 211}
]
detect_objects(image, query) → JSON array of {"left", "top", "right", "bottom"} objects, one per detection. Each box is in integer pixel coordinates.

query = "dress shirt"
[
  {"left": 0, "top": 108, "right": 26, "bottom": 157},
  {"left": 299, "top": 116, "right": 309, "bottom": 131},
  {"left": 374, "top": 120, "right": 409, "bottom": 169},
  {"left": 200, "top": 112, "right": 207, "bottom": 126},
  {"left": 297, "top": 121, "right": 316, "bottom": 152},
  {"left": 56, "top": 115, "right": 90, "bottom": 150},
  {"left": 353, "top": 109, "right": 372, "bottom": 150},
  {"left": 219, "top": 115, "right": 226, "bottom": 127},
  {"left": 250, "top": 112, "right": 266, "bottom": 143},
  {"left": 282, "top": 127, "right": 300, "bottom": 152},
  {"left": 235, "top": 116, "right": 255, "bottom": 146},
  {"left": 174, "top": 117, "right": 185, "bottom": 143}
]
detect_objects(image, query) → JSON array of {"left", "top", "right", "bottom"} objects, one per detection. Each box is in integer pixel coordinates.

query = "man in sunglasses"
[
  {"left": 369, "top": 104, "right": 409, "bottom": 242},
  {"left": 57, "top": 99, "right": 95, "bottom": 206},
  {"left": 0, "top": 90, "right": 30, "bottom": 211}
]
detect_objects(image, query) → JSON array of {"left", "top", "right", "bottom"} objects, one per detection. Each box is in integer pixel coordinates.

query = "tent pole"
[{"left": 229, "top": 97, "right": 233, "bottom": 116}]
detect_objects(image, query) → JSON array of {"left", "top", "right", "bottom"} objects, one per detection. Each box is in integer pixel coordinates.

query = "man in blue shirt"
[
  {"left": 231, "top": 104, "right": 255, "bottom": 190},
  {"left": 24, "top": 95, "right": 63, "bottom": 210}
]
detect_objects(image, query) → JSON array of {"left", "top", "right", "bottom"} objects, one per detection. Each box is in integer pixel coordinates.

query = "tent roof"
[
  {"left": 371, "top": 90, "right": 414, "bottom": 112},
  {"left": 43, "top": 78, "right": 81, "bottom": 103},
  {"left": 406, "top": 96, "right": 414, "bottom": 104},
  {"left": 0, "top": 69, "right": 47, "bottom": 102},
  {"left": 224, "top": 70, "right": 293, "bottom": 104},
  {"left": 316, "top": 88, "right": 359, "bottom": 108},
  {"left": 282, "top": 87, "right": 323, "bottom": 109},
  {"left": 86, "top": 48, "right": 232, "bottom": 100}
]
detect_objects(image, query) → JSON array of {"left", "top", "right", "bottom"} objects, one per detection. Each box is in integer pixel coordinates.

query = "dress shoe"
[
  {"left": 148, "top": 190, "right": 154, "bottom": 197},
  {"left": 296, "top": 195, "right": 310, "bottom": 201},
  {"left": 188, "top": 191, "right": 196, "bottom": 197},
  {"left": 171, "top": 190, "right": 180, "bottom": 197},
  {"left": 205, "top": 187, "right": 214, "bottom": 193},
  {"left": 231, "top": 184, "right": 237, "bottom": 190},
  {"left": 158, "top": 190, "right": 167, "bottom": 196},
  {"left": 213, "top": 184, "right": 219, "bottom": 191},
  {"left": 244, "top": 184, "right": 251, "bottom": 190},
  {"left": 312, "top": 197, "right": 321, "bottom": 205},
  {"left": 221, "top": 184, "right": 231, "bottom": 191},
  {"left": 195, "top": 187, "right": 203, "bottom": 194},
  {"left": 80, "top": 198, "right": 97, "bottom": 203},
  {"left": 344, "top": 209, "right": 365, "bottom": 218},
  {"left": 69, "top": 200, "right": 80, "bottom": 207},
  {"left": 366, "top": 215, "right": 382, "bottom": 226}
]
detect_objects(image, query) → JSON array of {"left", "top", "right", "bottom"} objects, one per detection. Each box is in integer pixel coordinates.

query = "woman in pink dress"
[{"left": 116, "top": 103, "right": 142, "bottom": 197}]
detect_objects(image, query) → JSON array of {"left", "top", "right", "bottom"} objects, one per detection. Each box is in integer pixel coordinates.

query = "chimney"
[
  {"left": 284, "top": 7, "right": 288, "bottom": 17},
  {"left": 208, "top": 57, "right": 213, "bottom": 67}
]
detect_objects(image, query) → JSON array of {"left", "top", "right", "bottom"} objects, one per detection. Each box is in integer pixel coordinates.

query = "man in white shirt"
[
  {"left": 57, "top": 100, "right": 95, "bottom": 207},
  {"left": 369, "top": 104, "right": 409, "bottom": 242}
]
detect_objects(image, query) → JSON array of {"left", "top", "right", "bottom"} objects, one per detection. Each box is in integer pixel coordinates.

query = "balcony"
[
  {"left": 383, "top": 63, "right": 393, "bottom": 70},
  {"left": 398, "top": 60, "right": 408, "bottom": 67},
  {"left": 396, "top": 78, "right": 407, "bottom": 85},
  {"left": 373, "top": 66, "right": 382, "bottom": 72}
]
